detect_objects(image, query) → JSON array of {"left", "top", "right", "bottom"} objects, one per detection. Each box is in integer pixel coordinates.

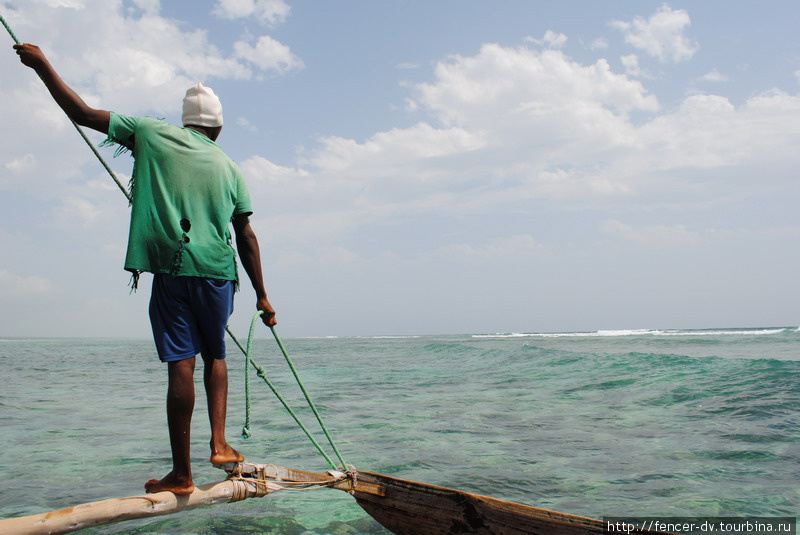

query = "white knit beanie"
[{"left": 182, "top": 83, "right": 223, "bottom": 127}]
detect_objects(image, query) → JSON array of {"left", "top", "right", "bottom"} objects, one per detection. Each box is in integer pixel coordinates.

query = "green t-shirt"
[{"left": 108, "top": 112, "right": 252, "bottom": 281}]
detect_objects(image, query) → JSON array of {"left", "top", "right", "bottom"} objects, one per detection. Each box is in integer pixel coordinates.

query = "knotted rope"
[{"left": 226, "top": 316, "right": 348, "bottom": 470}]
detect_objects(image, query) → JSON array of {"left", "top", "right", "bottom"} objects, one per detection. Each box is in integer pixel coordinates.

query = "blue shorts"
[{"left": 149, "top": 274, "right": 235, "bottom": 363}]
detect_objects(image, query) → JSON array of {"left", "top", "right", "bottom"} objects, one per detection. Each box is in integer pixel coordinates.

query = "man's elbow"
[{"left": 73, "top": 108, "right": 110, "bottom": 134}]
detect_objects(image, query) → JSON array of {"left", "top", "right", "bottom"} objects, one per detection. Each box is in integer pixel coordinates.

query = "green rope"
[
  {"left": 225, "top": 318, "right": 340, "bottom": 470},
  {"left": 240, "top": 316, "right": 257, "bottom": 438},
  {"left": 1, "top": 13, "right": 132, "bottom": 203},
  {"left": 0, "top": 13, "right": 19, "bottom": 44},
  {"left": 269, "top": 325, "right": 349, "bottom": 469}
]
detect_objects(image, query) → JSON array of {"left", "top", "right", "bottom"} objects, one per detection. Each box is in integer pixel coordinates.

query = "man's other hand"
[{"left": 257, "top": 298, "right": 277, "bottom": 327}]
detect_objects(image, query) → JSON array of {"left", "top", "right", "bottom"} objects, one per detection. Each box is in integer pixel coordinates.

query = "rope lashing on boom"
[
  {"left": 225, "top": 463, "right": 354, "bottom": 503},
  {"left": 2, "top": 13, "right": 349, "bottom": 472}
]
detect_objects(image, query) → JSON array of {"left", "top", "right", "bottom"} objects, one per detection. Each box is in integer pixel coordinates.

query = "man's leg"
[
  {"left": 145, "top": 357, "right": 197, "bottom": 494},
  {"left": 202, "top": 354, "right": 245, "bottom": 466}
]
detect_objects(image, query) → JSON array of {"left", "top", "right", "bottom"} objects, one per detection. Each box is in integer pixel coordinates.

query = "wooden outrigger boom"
[
  {"left": 0, "top": 464, "right": 376, "bottom": 535},
  {"left": 0, "top": 462, "right": 670, "bottom": 535},
  {"left": 0, "top": 479, "right": 263, "bottom": 535}
]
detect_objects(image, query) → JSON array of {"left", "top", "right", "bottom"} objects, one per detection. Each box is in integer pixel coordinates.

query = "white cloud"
[
  {"left": 308, "top": 123, "right": 483, "bottom": 175},
  {"left": 237, "top": 117, "right": 258, "bottom": 132},
  {"left": 250, "top": 35, "right": 799, "bottom": 235},
  {"left": 273, "top": 36, "right": 800, "bottom": 236},
  {"left": 620, "top": 54, "right": 648, "bottom": 78},
  {"left": 414, "top": 44, "right": 658, "bottom": 135},
  {"left": 590, "top": 38, "right": 609, "bottom": 51},
  {"left": 130, "top": 0, "right": 160, "bottom": 14},
  {"left": 525, "top": 30, "right": 568, "bottom": 49},
  {"left": 701, "top": 69, "right": 730, "bottom": 83},
  {"left": 234, "top": 35, "right": 304, "bottom": 74},
  {"left": 56, "top": 196, "right": 101, "bottom": 227},
  {"left": 611, "top": 4, "right": 698, "bottom": 63},
  {"left": 240, "top": 155, "right": 309, "bottom": 186},
  {"left": 638, "top": 91, "right": 800, "bottom": 171},
  {"left": 0, "top": 270, "right": 52, "bottom": 298},
  {"left": 213, "top": 0, "right": 291, "bottom": 26}
]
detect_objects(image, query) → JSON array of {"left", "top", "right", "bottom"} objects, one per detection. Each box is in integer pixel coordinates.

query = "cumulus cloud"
[
  {"left": 590, "top": 38, "right": 609, "bottom": 51},
  {"left": 238, "top": 42, "right": 673, "bottom": 250},
  {"left": 414, "top": 43, "right": 658, "bottom": 134},
  {"left": 525, "top": 30, "right": 568, "bottom": 49},
  {"left": 273, "top": 35, "right": 800, "bottom": 238},
  {"left": 620, "top": 54, "right": 648, "bottom": 78},
  {"left": 611, "top": 4, "right": 698, "bottom": 63},
  {"left": 638, "top": 91, "right": 800, "bottom": 171},
  {"left": 242, "top": 34, "right": 797, "bottom": 232},
  {"left": 130, "top": 0, "right": 160, "bottom": 15},
  {"left": 234, "top": 35, "right": 304, "bottom": 73},
  {"left": 240, "top": 155, "right": 310, "bottom": 186},
  {"left": 701, "top": 69, "right": 730, "bottom": 83},
  {"left": 56, "top": 196, "right": 102, "bottom": 227},
  {"left": 307, "top": 123, "right": 484, "bottom": 176},
  {"left": 237, "top": 117, "right": 258, "bottom": 132},
  {"left": 213, "top": 0, "right": 291, "bottom": 26}
]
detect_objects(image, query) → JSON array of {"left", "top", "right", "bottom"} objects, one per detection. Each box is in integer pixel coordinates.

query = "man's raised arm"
[{"left": 13, "top": 43, "right": 109, "bottom": 134}]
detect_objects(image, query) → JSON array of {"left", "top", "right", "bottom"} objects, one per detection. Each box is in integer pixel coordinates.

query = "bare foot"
[
  {"left": 144, "top": 472, "right": 195, "bottom": 495},
  {"left": 210, "top": 442, "right": 245, "bottom": 466}
]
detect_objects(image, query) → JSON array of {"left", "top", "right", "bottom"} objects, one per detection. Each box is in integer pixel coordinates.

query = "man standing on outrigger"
[{"left": 14, "top": 43, "right": 277, "bottom": 495}]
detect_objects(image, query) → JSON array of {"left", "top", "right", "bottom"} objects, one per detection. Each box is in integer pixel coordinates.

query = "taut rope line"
[
  {"left": 269, "top": 325, "right": 349, "bottom": 469},
  {"left": 227, "top": 312, "right": 342, "bottom": 470},
  {"left": 2, "top": 12, "right": 348, "bottom": 470}
]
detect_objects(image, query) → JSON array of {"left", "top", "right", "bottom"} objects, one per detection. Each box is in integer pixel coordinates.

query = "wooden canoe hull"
[{"left": 351, "top": 471, "right": 609, "bottom": 535}]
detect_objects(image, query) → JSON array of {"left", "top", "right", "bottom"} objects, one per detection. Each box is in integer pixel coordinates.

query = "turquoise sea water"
[{"left": 1, "top": 327, "right": 798, "bottom": 534}]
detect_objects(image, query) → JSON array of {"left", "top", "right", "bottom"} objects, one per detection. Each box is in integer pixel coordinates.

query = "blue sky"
[{"left": 1, "top": 0, "right": 798, "bottom": 338}]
